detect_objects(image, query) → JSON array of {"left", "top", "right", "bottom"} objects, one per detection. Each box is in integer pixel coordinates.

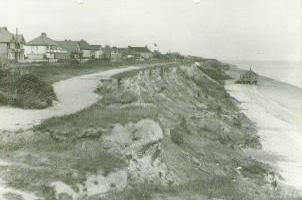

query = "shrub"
[
  {"left": 0, "top": 72, "right": 56, "bottom": 109},
  {"left": 101, "top": 89, "right": 138, "bottom": 105},
  {"left": 0, "top": 69, "right": 8, "bottom": 79},
  {"left": 0, "top": 58, "right": 8, "bottom": 69},
  {"left": 0, "top": 91, "right": 8, "bottom": 105},
  {"left": 170, "top": 128, "right": 184, "bottom": 145}
]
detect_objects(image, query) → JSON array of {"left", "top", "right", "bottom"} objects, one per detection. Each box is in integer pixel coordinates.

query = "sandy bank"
[{"left": 226, "top": 71, "right": 302, "bottom": 192}]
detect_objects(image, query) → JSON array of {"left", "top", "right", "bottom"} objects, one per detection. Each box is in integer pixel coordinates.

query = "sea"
[
  {"left": 227, "top": 60, "right": 302, "bottom": 89},
  {"left": 225, "top": 60, "right": 302, "bottom": 193}
]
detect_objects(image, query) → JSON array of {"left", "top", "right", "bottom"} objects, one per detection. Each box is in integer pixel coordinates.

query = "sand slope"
[{"left": 226, "top": 76, "right": 302, "bottom": 191}]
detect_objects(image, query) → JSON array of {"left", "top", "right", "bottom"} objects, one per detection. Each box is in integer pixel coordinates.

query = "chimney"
[
  {"left": 41, "top": 32, "right": 47, "bottom": 37},
  {"left": 1, "top": 26, "right": 8, "bottom": 31}
]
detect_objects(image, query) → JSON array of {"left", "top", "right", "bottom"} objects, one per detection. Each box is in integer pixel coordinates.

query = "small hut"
[{"left": 236, "top": 68, "right": 258, "bottom": 85}]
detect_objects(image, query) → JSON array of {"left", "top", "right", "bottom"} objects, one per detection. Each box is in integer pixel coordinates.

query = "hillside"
[{"left": 0, "top": 60, "right": 299, "bottom": 200}]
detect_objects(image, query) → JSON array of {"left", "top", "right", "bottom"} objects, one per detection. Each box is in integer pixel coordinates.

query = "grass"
[{"left": 13, "top": 58, "right": 185, "bottom": 84}]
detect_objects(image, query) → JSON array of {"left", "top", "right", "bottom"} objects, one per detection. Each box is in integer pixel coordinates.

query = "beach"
[{"left": 226, "top": 67, "right": 302, "bottom": 192}]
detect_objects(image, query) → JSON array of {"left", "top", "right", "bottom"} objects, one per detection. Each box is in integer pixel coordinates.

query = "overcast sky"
[{"left": 0, "top": 0, "right": 301, "bottom": 61}]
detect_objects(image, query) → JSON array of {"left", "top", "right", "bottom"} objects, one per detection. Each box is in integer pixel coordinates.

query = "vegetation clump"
[
  {"left": 0, "top": 69, "right": 56, "bottom": 109},
  {"left": 170, "top": 129, "right": 184, "bottom": 145}
]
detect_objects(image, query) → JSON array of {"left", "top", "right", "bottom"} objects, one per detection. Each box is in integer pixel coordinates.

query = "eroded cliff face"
[
  {"left": 0, "top": 61, "right": 286, "bottom": 200},
  {"left": 86, "top": 62, "right": 277, "bottom": 199}
]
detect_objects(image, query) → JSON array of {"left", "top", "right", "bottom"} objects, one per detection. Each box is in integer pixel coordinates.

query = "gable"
[{"left": 0, "top": 27, "right": 14, "bottom": 43}]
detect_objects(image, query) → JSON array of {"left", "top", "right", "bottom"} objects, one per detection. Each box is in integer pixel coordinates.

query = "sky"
[{"left": 0, "top": 0, "right": 301, "bottom": 61}]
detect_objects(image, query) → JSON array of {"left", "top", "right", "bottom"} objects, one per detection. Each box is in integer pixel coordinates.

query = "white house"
[
  {"left": 127, "top": 46, "right": 153, "bottom": 60},
  {"left": 24, "top": 32, "right": 67, "bottom": 62},
  {"left": 90, "top": 45, "right": 103, "bottom": 59},
  {"left": 78, "top": 40, "right": 93, "bottom": 59}
]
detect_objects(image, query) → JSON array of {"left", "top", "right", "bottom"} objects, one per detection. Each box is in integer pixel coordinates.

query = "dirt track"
[{"left": 0, "top": 66, "right": 140, "bottom": 131}]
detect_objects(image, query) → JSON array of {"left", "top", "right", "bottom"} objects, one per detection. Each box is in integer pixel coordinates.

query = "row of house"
[{"left": 0, "top": 27, "right": 154, "bottom": 63}]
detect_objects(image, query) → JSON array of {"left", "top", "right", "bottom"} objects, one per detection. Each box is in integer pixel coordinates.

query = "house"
[
  {"left": 57, "top": 40, "right": 81, "bottom": 59},
  {"left": 102, "top": 45, "right": 112, "bottom": 60},
  {"left": 127, "top": 46, "right": 153, "bottom": 59},
  {"left": 236, "top": 68, "right": 259, "bottom": 85},
  {"left": 57, "top": 40, "right": 103, "bottom": 60},
  {"left": 24, "top": 32, "right": 67, "bottom": 62},
  {"left": 110, "top": 47, "right": 123, "bottom": 61},
  {"left": 90, "top": 45, "right": 103, "bottom": 59},
  {"left": 78, "top": 40, "right": 94, "bottom": 59},
  {"left": 0, "top": 27, "right": 25, "bottom": 63}
]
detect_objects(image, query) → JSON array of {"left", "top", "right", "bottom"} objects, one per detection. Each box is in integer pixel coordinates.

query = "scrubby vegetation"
[{"left": 0, "top": 68, "right": 56, "bottom": 109}]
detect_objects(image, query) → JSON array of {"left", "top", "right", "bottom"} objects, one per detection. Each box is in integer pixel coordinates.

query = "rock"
[
  {"left": 58, "top": 193, "right": 73, "bottom": 200},
  {"left": 85, "top": 170, "right": 128, "bottom": 196},
  {"left": 77, "top": 128, "right": 104, "bottom": 139},
  {"left": 2, "top": 192, "right": 24, "bottom": 200},
  {"left": 102, "top": 119, "right": 176, "bottom": 185},
  {"left": 50, "top": 181, "right": 79, "bottom": 200},
  {"left": 103, "top": 119, "right": 164, "bottom": 153}
]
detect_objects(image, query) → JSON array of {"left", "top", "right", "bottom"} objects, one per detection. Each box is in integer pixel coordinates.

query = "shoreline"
[
  {"left": 225, "top": 67, "right": 302, "bottom": 193},
  {"left": 225, "top": 60, "right": 302, "bottom": 90}
]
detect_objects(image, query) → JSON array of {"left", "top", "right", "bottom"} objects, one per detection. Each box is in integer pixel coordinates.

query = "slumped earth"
[{"left": 0, "top": 61, "right": 300, "bottom": 200}]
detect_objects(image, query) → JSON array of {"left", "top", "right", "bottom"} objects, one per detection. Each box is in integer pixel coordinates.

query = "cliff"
[{"left": 0, "top": 60, "right": 297, "bottom": 200}]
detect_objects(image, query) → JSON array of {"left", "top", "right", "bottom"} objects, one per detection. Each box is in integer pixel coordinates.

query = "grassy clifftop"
[{"left": 0, "top": 60, "right": 299, "bottom": 200}]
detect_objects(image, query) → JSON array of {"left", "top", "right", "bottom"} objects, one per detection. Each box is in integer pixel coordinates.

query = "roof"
[
  {"left": 78, "top": 40, "right": 94, "bottom": 50},
  {"left": 0, "top": 27, "right": 13, "bottom": 43},
  {"left": 16, "top": 34, "right": 26, "bottom": 43},
  {"left": 0, "top": 27, "right": 25, "bottom": 44},
  {"left": 26, "top": 32, "right": 58, "bottom": 46},
  {"left": 90, "top": 45, "right": 102, "bottom": 50},
  {"left": 128, "top": 46, "right": 152, "bottom": 53},
  {"left": 57, "top": 40, "right": 80, "bottom": 53},
  {"left": 240, "top": 69, "right": 258, "bottom": 79},
  {"left": 245, "top": 69, "right": 258, "bottom": 76}
]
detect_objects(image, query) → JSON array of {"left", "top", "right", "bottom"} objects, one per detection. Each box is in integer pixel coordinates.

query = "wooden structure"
[{"left": 236, "top": 68, "right": 258, "bottom": 85}]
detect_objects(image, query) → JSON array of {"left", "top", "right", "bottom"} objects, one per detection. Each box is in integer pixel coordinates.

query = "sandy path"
[
  {"left": 0, "top": 66, "right": 140, "bottom": 131},
  {"left": 226, "top": 77, "right": 302, "bottom": 192}
]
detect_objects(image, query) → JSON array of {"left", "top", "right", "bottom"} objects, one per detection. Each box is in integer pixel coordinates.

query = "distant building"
[
  {"left": 24, "top": 32, "right": 67, "bottom": 62},
  {"left": 236, "top": 69, "right": 259, "bottom": 85},
  {"left": 128, "top": 46, "right": 153, "bottom": 59},
  {"left": 78, "top": 40, "right": 94, "bottom": 59},
  {"left": 101, "top": 45, "right": 112, "bottom": 60},
  {"left": 110, "top": 47, "right": 123, "bottom": 61},
  {"left": 0, "top": 26, "right": 25, "bottom": 63},
  {"left": 90, "top": 45, "right": 103, "bottom": 59},
  {"left": 57, "top": 40, "right": 81, "bottom": 59}
]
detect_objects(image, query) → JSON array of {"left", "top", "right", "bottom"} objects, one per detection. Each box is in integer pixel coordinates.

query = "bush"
[
  {"left": 14, "top": 74, "right": 56, "bottom": 108},
  {"left": 0, "top": 72, "right": 56, "bottom": 109},
  {"left": 0, "top": 91, "right": 8, "bottom": 105},
  {"left": 0, "top": 69, "right": 8, "bottom": 79},
  {"left": 101, "top": 89, "right": 138, "bottom": 105},
  {"left": 170, "top": 128, "right": 184, "bottom": 145},
  {"left": 0, "top": 58, "right": 8, "bottom": 69}
]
